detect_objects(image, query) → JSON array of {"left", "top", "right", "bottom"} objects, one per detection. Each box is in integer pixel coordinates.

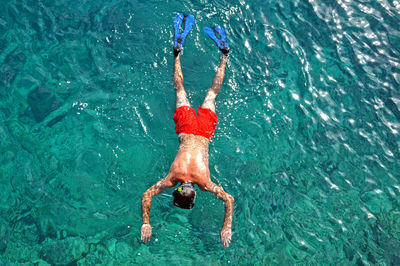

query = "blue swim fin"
[
  {"left": 174, "top": 13, "right": 195, "bottom": 54},
  {"left": 204, "top": 25, "right": 229, "bottom": 55}
]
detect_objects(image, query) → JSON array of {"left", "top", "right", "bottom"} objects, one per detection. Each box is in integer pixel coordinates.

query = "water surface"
[{"left": 1, "top": 0, "right": 400, "bottom": 264}]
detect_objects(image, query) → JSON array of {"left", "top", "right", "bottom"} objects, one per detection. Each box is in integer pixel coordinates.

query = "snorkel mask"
[{"left": 173, "top": 182, "right": 196, "bottom": 209}]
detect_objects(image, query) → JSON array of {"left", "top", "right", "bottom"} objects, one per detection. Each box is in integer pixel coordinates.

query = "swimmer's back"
[{"left": 168, "top": 134, "right": 210, "bottom": 185}]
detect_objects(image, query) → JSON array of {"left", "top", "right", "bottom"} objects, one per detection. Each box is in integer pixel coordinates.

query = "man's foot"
[
  {"left": 174, "top": 13, "right": 195, "bottom": 54},
  {"left": 204, "top": 25, "right": 230, "bottom": 55}
]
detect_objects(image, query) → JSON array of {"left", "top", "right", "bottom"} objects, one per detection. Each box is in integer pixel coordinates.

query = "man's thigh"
[
  {"left": 200, "top": 90, "right": 216, "bottom": 112},
  {"left": 176, "top": 90, "right": 191, "bottom": 109}
]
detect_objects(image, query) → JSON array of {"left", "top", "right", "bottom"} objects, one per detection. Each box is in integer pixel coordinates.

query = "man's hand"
[
  {"left": 220, "top": 226, "right": 232, "bottom": 247},
  {"left": 141, "top": 223, "right": 152, "bottom": 243},
  {"left": 204, "top": 181, "right": 234, "bottom": 247}
]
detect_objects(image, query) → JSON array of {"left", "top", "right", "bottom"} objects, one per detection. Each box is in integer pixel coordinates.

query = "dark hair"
[{"left": 173, "top": 182, "right": 196, "bottom": 209}]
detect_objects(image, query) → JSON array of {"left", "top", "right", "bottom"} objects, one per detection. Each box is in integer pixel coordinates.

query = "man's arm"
[
  {"left": 204, "top": 181, "right": 235, "bottom": 247},
  {"left": 141, "top": 178, "right": 173, "bottom": 243}
]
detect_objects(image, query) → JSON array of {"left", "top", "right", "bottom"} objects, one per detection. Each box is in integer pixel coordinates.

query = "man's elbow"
[
  {"left": 227, "top": 194, "right": 234, "bottom": 204},
  {"left": 141, "top": 191, "right": 151, "bottom": 202}
]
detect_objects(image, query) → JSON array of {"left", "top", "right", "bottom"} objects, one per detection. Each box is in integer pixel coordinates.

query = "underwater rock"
[
  {"left": 49, "top": 155, "right": 59, "bottom": 171},
  {"left": 12, "top": 214, "right": 41, "bottom": 244},
  {"left": 189, "top": 203, "right": 222, "bottom": 249},
  {"left": 134, "top": 245, "right": 152, "bottom": 264},
  {"left": 37, "top": 219, "right": 57, "bottom": 241},
  {"left": 27, "top": 85, "right": 61, "bottom": 123},
  {"left": 0, "top": 51, "right": 26, "bottom": 90},
  {"left": 77, "top": 244, "right": 111, "bottom": 265},
  {"left": 4, "top": 241, "right": 40, "bottom": 263},
  {"left": 106, "top": 238, "right": 117, "bottom": 254},
  {"left": 100, "top": 2, "right": 134, "bottom": 33},
  {"left": 46, "top": 114, "right": 66, "bottom": 127},
  {"left": 115, "top": 241, "right": 133, "bottom": 260},
  {"left": 165, "top": 212, "right": 189, "bottom": 225},
  {"left": 384, "top": 98, "right": 400, "bottom": 121},
  {"left": 1, "top": 150, "right": 15, "bottom": 166},
  {"left": 32, "top": 259, "right": 51, "bottom": 266},
  {"left": 0, "top": 221, "right": 8, "bottom": 254},
  {"left": 244, "top": 121, "right": 263, "bottom": 138},
  {"left": 361, "top": 190, "right": 392, "bottom": 213},
  {"left": 0, "top": 39, "right": 7, "bottom": 53},
  {"left": 321, "top": 160, "right": 338, "bottom": 175},
  {"left": 40, "top": 237, "right": 89, "bottom": 265}
]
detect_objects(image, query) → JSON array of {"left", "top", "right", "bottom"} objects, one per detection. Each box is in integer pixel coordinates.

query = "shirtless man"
[{"left": 140, "top": 14, "right": 234, "bottom": 248}]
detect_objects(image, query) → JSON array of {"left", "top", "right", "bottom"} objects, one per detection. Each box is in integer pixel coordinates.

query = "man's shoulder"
[
  {"left": 164, "top": 175, "right": 179, "bottom": 188},
  {"left": 197, "top": 180, "right": 214, "bottom": 191}
]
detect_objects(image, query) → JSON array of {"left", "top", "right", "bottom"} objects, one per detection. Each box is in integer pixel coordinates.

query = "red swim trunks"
[{"left": 173, "top": 106, "right": 218, "bottom": 140}]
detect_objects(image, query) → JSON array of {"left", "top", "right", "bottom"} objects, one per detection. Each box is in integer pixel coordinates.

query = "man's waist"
[{"left": 178, "top": 134, "right": 210, "bottom": 146}]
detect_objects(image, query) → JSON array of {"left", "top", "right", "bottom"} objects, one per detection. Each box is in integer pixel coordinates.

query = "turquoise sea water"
[{"left": 1, "top": 0, "right": 400, "bottom": 264}]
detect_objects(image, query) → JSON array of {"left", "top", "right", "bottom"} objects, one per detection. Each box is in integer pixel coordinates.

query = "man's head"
[{"left": 173, "top": 182, "right": 196, "bottom": 209}]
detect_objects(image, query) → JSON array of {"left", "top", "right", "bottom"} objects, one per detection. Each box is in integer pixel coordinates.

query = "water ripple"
[{"left": 0, "top": 0, "right": 400, "bottom": 264}]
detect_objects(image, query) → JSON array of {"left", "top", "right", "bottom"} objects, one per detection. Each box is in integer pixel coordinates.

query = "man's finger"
[
  {"left": 221, "top": 232, "right": 231, "bottom": 247},
  {"left": 223, "top": 240, "right": 229, "bottom": 247},
  {"left": 226, "top": 241, "right": 230, "bottom": 247}
]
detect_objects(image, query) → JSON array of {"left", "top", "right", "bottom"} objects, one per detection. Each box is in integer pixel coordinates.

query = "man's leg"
[
  {"left": 174, "top": 53, "right": 190, "bottom": 108},
  {"left": 201, "top": 54, "right": 228, "bottom": 112}
]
